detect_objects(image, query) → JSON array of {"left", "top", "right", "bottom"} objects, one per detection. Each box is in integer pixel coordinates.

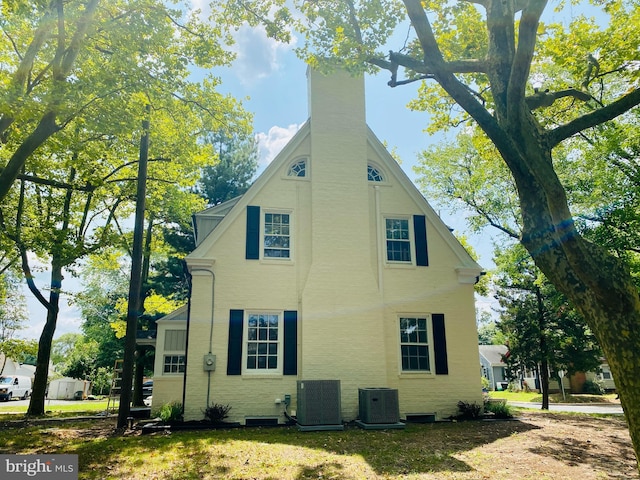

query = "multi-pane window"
[
  {"left": 246, "top": 313, "right": 279, "bottom": 370},
  {"left": 264, "top": 213, "right": 290, "bottom": 258},
  {"left": 288, "top": 159, "right": 307, "bottom": 177},
  {"left": 367, "top": 164, "right": 384, "bottom": 182},
  {"left": 399, "top": 317, "right": 430, "bottom": 371},
  {"left": 386, "top": 218, "right": 411, "bottom": 262},
  {"left": 599, "top": 367, "right": 612, "bottom": 380},
  {"left": 163, "top": 355, "right": 186, "bottom": 374}
]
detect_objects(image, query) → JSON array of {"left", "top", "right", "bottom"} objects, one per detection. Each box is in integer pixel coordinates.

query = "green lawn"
[
  {"left": 488, "top": 390, "right": 619, "bottom": 403},
  {"left": 0, "top": 399, "right": 113, "bottom": 415}
]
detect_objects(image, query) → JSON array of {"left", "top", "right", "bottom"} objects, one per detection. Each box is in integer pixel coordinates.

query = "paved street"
[{"left": 509, "top": 401, "right": 624, "bottom": 415}]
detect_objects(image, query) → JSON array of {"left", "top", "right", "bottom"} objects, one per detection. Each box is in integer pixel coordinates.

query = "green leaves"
[
  {"left": 414, "top": 129, "right": 520, "bottom": 237},
  {"left": 293, "top": 0, "right": 406, "bottom": 73}
]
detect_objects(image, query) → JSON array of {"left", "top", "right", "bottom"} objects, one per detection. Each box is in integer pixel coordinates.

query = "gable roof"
[
  {"left": 186, "top": 121, "right": 309, "bottom": 261},
  {"left": 187, "top": 69, "right": 482, "bottom": 280},
  {"left": 193, "top": 196, "right": 242, "bottom": 246},
  {"left": 188, "top": 121, "right": 481, "bottom": 279},
  {"left": 156, "top": 305, "right": 189, "bottom": 324},
  {"left": 479, "top": 345, "right": 508, "bottom": 366}
]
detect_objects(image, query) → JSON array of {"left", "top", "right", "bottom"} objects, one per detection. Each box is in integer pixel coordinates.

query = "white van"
[{"left": 0, "top": 375, "right": 32, "bottom": 401}]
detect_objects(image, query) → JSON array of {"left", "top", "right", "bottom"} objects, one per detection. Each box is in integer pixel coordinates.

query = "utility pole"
[{"left": 117, "top": 105, "right": 150, "bottom": 429}]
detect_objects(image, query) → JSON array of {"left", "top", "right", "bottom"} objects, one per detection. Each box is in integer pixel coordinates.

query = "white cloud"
[
  {"left": 255, "top": 123, "right": 302, "bottom": 168},
  {"left": 188, "top": 0, "right": 212, "bottom": 19},
  {"left": 231, "top": 24, "right": 296, "bottom": 86}
]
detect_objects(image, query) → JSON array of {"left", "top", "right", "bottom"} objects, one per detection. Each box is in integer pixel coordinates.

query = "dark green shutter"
[
  {"left": 227, "top": 310, "right": 244, "bottom": 375},
  {"left": 246, "top": 206, "right": 260, "bottom": 260},
  {"left": 283, "top": 311, "right": 298, "bottom": 375},
  {"left": 432, "top": 313, "right": 448, "bottom": 375},
  {"left": 413, "top": 215, "right": 429, "bottom": 266}
]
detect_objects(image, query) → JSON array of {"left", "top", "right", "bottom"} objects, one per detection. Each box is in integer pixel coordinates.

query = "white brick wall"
[{"left": 171, "top": 68, "right": 483, "bottom": 424}]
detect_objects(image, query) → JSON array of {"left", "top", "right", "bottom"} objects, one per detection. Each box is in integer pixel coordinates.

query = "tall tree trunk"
[
  {"left": 117, "top": 109, "right": 149, "bottom": 428},
  {"left": 540, "top": 358, "right": 550, "bottom": 410},
  {"left": 27, "top": 261, "right": 62, "bottom": 416},
  {"left": 0, "top": 112, "right": 59, "bottom": 202},
  {"left": 508, "top": 128, "right": 640, "bottom": 465},
  {"left": 131, "top": 215, "right": 155, "bottom": 407}
]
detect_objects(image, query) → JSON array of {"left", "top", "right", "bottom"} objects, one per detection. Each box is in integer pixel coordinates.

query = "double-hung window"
[
  {"left": 228, "top": 309, "right": 297, "bottom": 376},
  {"left": 386, "top": 218, "right": 412, "bottom": 263},
  {"left": 399, "top": 317, "right": 430, "bottom": 371},
  {"left": 246, "top": 312, "right": 281, "bottom": 372},
  {"left": 264, "top": 212, "right": 290, "bottom": 259}
]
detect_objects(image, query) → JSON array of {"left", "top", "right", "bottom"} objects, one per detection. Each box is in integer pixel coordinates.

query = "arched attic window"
[
  {"left": 287, "top": 158, "right": 307, "bottom": 177},
  {"left": 367, "top": 164, "right": 384, "bottom": 182}
]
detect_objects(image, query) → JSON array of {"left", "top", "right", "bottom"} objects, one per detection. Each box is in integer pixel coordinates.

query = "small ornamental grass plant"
[
  {"left": 455, "top": 400, "right": 482, "bottom": 420},
  {"left": 202, "top": 403, "right": 232, "bottom": 424},
  {"left": 484, "top": 400, "right": 514, "bottom": 419}
]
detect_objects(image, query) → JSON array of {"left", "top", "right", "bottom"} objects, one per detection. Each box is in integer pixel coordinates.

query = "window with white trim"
[
  {"left": 288, "top": 159, "right": 307, "bottom": 177},
  {"left": 399, "top": 317, "right": 430, "bottom": 371},
  {"left": 245, "top": 312, "right": 281, "bottom": 372},
  {"left": 367, "top": 164, "right": 384, "bottom": 182},
  {"left": 264, "top": 212, "right": 291, "bottom": 259},
  {"left": 163, "top": 355, "right": 186, "bottom": 374},
  {"left": 386, "top": 218, "right": 412, "bottom": 262},
  {"left": 599, "top": 366, "right": 613, "bottom": 380}
]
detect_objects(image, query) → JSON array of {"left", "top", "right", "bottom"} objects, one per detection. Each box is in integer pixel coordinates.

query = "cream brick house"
[{"left": 151, "top": 67, "right": 483, "bottom": 425}]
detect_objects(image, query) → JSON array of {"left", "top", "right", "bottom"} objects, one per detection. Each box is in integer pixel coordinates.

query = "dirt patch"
[{"left": 452, "top": 411, "right": 638, "bottom": 480}]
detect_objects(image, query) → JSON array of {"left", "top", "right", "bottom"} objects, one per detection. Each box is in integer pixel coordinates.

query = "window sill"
[
  {"left": 385, "top": 262, "right": 417, "bottom": 269},
  {"left": 259, "top": 258, "right": 295, "bottom": 266},
  {"left": 240, "top": 374, "right": 285, "bottom": 380},
  {"left": 398, "top": 371, "right": 435, "bottom": 379}
]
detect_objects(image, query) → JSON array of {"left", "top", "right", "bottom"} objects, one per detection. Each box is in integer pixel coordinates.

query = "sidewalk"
[{"left": 508, "top": 401, "right": 624, "bottom": 414}]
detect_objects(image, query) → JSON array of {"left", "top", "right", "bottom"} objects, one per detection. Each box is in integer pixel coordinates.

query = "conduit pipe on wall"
[{"left": 182, "top": 264, "right": 216, "bottom": 412}]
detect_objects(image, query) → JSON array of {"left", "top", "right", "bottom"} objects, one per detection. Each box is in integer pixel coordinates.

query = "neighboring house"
[
  {"left": 479, "top": 345, "right": 509, "bottom": 391},
  {"left": 480, "top": 346, "right": 614, "bottom": 393},
  {"left": 589, "top": 360, "right": 617, "bottom": 391},
  {"left": 152, "top": 67, "right": 483, "bottom": 425}
]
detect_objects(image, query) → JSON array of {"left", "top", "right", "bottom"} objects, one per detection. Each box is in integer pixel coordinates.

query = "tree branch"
[
  {"left": 0, "top": 5, "right": 56, "bottom": 140},
  {"left": 1, "top": 170, "right": 96, "bottom": 192},
  {"left": 386, "top": 51, "right": 486, "bottom": 78},
  {"left": 547, "top": 88, "right": 640, "bottom": 147},
  {"left": 20, "top": 248, "right": 50, "bottom": 309},
  {"left": 525, "top": 88, "right": 593, "bottom": 110},
  {"left": 0, "top": 111, "right": 60, "bottom": 201},
  {"left": 402, "top": 0, "right": 508, "bottom": 154},
  {"left": 507, "top": 0, "right": 547, "bottom": 118}
]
